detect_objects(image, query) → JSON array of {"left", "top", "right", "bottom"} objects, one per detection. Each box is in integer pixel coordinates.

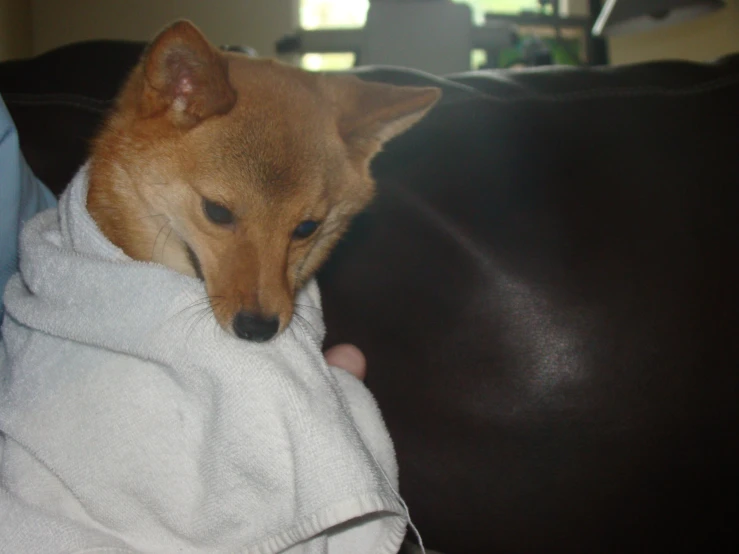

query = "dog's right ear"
[
  {"left": 139, "top": 20, "right": 237, "bottom": 128},
  {"left": 331, "top": 76, "right": 441, "bottom": 162}
]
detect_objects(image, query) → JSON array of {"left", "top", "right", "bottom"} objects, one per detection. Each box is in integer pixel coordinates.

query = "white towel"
[{"left": 0, "top": 166, "right": 408, "bottom": 553}]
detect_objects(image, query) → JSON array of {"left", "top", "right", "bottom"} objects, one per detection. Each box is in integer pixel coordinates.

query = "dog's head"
[{"left": 88, "top": 20, "right": 440, "bottom": 341}]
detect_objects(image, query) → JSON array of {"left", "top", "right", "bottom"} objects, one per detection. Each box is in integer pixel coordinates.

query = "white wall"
[
  {"left": 607, "top": 0, "right": 739, "bottom": 64},
  {"left": 561, "top": 0, "right": 588, "bottom": 17},
  {"left": 0, "top": 0, "right": 32, "bottom": 60},
  {"left": 31, "top": 0, "right": 299, "bottom": 57}
]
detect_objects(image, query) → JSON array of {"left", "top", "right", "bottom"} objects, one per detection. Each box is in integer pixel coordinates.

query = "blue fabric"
[{"left": 0, "top": 95, "right": 57, "bottom": 332}]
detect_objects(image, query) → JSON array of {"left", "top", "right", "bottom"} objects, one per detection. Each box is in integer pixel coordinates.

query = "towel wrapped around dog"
[{"left": 0, "top": 167, "right": 409, "bottom": 553}]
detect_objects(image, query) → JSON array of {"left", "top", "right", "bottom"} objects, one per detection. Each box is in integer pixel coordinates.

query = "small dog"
[{"left": 87, "top": 20, "right": 440, "bottom": 342}]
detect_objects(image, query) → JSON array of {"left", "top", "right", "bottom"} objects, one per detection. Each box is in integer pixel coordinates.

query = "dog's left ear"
[
  {"left": 140, "top": 20, "right": 237, "bottom": 128},
  {"left": 332, "top": 76, "right": 441, "bottom": 160}
]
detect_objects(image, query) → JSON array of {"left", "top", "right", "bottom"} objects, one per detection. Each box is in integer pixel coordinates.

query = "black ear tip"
[
  {"left": 429, "top": 87, "right": 443, "bottom": 102},
  {"left": 146, "top": 20, "right": 209, "bottom": 62},
  {"left": 417, "top": 86, "right": 443, "bottom": 112},
  {"left": 407, "top": 85, "right": 443, "bottom": 109},
  {"left": 160, "top": 19, "right": 200, "bottom": 37}
]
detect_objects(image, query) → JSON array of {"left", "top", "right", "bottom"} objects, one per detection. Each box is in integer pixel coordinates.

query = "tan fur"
[{"left": 87, "top": 20, "right": 440, "bottom": 339}]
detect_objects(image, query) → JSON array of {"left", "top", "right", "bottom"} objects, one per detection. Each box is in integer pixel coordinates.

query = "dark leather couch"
[{"left": 2, "top": 42, "right": 738, "bottom": 554}]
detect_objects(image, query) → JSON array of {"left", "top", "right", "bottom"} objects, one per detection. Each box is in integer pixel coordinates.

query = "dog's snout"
[{"left": 233, "top": 311, "right": 279, "bottom": 342}]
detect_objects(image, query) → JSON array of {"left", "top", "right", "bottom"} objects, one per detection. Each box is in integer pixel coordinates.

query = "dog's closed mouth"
[{"left": 185, "top": 244, "right": 204, "bottom": 281}]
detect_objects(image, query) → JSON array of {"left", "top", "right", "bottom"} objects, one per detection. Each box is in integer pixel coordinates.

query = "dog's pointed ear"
[
  {"left": 333, "top": 77, "right": 441, "bottom": 159},
  {"left": 140, "top": 20, "right": 236, "bottom": 128}
]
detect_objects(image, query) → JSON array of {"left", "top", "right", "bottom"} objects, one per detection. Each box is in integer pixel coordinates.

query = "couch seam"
[
  {"left": 1, "top": 93, "right": 109, "bottom": 113},
  {"left": 466, "top": 73, "right": 739, "bottom": 103}
]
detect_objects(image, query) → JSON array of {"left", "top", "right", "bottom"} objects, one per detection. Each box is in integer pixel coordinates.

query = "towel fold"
[{"left": 0, "top": 166, "right": 407, "bottom": 553}]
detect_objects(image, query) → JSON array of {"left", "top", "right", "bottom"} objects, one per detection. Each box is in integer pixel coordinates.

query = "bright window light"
[{"left": 298, "top": 1, "right": 543, "bottom": 70}]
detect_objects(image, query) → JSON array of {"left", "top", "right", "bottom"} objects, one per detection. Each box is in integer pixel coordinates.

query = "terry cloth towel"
[{"left": 0, "top": 166, "right": 409, "bottom": 554}]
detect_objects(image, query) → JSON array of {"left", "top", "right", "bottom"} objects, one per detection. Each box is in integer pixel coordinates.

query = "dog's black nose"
[{"left": 233, "top": 312, "right": 280, "bottom": 342}]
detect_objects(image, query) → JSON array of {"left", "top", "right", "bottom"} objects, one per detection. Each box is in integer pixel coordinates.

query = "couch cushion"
[
  {"left": 2, "top": 43, "right": 738, "bottom": 552},
  {"left": 320, "top": 55, "right": 739, "bottom": 553}
]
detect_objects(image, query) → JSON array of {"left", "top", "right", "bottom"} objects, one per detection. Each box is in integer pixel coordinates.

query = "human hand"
[{"left": 323, "top": 343, "right": 366, "bottom": 381}]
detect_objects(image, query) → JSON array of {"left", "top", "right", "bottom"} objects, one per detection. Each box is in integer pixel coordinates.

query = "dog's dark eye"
[
  {"left": 203, "top": 199, "right": 234, "bottom": 225},
  {"left": 293, "top": 220, "right": 319, "bottom": 239}
]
